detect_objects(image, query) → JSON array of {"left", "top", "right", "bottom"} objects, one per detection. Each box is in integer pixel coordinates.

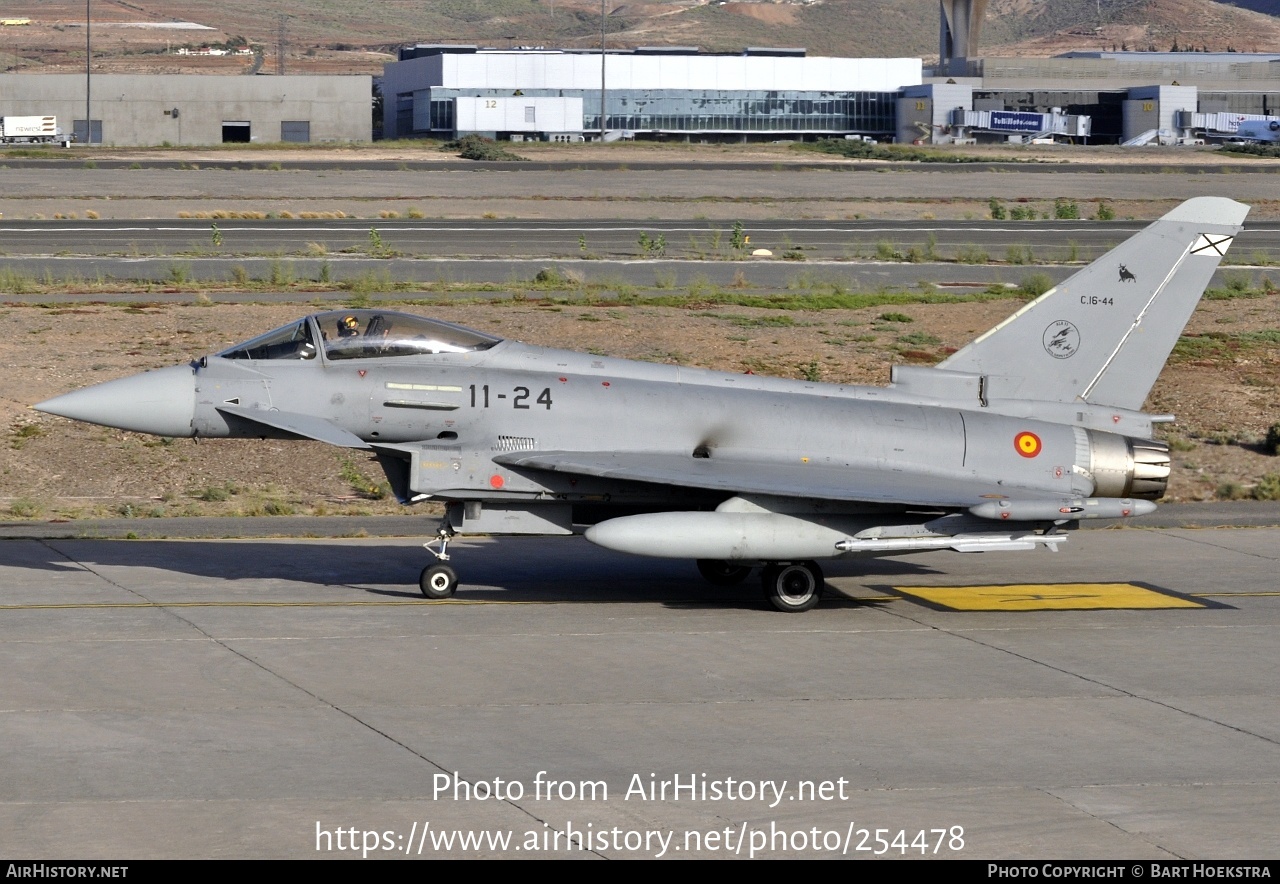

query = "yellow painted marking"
[
  {"left": 385, "top": 383, "right": 461, "bottom": 393},
  {"left": 894, "top": 582, "right": 1206, "bottom": 611}
]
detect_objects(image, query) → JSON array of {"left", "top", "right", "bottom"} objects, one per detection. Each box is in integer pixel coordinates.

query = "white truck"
[{"left": 0, "top": 115, "right": 68, "bottom": 145}]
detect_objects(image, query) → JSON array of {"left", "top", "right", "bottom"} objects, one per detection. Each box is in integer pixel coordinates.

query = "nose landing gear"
[{"left": 419, "top": 520, "right": 459, "bottom": 599}]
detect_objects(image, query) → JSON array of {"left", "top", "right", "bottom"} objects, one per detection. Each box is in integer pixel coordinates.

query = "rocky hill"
[{"left": 3, "top": 0, "right": 1280, "bottom": 75}]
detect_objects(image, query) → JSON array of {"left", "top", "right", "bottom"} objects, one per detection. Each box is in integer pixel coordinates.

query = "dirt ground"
[
  {"left": 5, "top": 146, "right": 1280, "bottom": 225},
  {"left": 2, "top": 291, "right": 1276, "bottom": 521},
  {"left": 50, "top": 140, "right": 1280, "bottom": 168}
]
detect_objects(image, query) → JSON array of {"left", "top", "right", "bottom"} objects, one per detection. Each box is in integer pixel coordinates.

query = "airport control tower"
[{"left": 939, "top": 0, "right": 988, "bottom": 75}]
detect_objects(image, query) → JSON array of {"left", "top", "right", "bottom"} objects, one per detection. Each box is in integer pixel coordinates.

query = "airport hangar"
[
  {"left": 0, "top": 74, "right": 371, "bottom": 146},
  {"left": 383, "top": 44, "right": 1280, "bottom": 146}
]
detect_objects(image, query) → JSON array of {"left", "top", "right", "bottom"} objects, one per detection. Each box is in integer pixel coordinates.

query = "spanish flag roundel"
[{"left": 1014, "top": 431, "right": 1042, "bottom": 458}]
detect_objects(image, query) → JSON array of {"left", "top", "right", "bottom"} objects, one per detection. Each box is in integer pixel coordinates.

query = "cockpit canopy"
[{"left": 216, "top": 310, "right": 503, "bottom": 362}]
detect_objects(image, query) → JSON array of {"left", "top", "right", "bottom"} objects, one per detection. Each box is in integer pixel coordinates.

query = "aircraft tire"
[
  {"left": 420, "top": 563, "right": 458, "bottom": 599},
  {"left": 762, "top": 561, "right": 824, "bottom": 613},
  {"left": 696, "top": 559, "right": 752, "bottom": 587}
]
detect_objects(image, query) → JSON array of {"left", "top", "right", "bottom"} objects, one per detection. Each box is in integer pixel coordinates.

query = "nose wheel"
[
  {"left": 419, "top": 519, "right": 459, "bottom": 599},
  {"left": 420, "top": 563, "right": 459, "bottom": 599}
]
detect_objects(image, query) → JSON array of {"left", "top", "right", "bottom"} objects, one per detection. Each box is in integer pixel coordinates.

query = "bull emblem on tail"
[{"left": 1118, "top": 264, "right": 1137, "bottom": 283}]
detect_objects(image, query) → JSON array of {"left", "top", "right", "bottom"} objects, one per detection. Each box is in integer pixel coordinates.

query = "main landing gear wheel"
[
  {"left": 761, "top": 561, "right": 824, "bottom": 613},
  {"left": 419, "top": 563, "right": 458, "bottom": 600},
  {"left": 696, "top": 559, "right": 752, "bottom": 587}
]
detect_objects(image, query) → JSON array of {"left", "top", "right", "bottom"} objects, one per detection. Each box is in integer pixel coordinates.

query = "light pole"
[
  {"left": 599, "top": 0, "right": 606, "bottom": 140},
  {"left": 85, "top": 0, "right": 91, "bottom": 144}
]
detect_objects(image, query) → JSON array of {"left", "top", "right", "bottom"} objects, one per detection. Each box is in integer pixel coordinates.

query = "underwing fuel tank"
[
  {"left": 585, "top": 512, "right": 853, "bottom": 560},
  {"left": 584, "top": 511, "right": 1070, "bottom": 560}
]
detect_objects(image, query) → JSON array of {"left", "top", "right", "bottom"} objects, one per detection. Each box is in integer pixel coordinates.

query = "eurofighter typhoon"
[{"left": 35, "top": 198, "right": 1248, "bottom": 611}]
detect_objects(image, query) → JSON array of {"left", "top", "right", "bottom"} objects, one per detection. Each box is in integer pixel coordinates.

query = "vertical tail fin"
[{"left": 938, "top": 197, "right": 1249, "bottom": 410}]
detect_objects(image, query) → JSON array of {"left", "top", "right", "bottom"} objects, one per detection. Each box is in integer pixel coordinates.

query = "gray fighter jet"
[{"left": 35, "top": 197, "right": 1248, "bottom": 611}]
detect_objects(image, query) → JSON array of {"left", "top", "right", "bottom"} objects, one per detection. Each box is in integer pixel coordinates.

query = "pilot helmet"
[{"left": 339, "top": 315, "right": 360, "bottom": 334}]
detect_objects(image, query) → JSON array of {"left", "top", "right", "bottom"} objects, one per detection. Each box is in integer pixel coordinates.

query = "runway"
[
  {"left": 4, "top": 218, "right": 1161, "bottom": 260},
  {"left": 1, "top": 525, "right": 1277, "bottom": 858},
  {"left": 9, "top": 217, "right": 1280, "bottom": 260},
  {"left": 2, "top": 217, "right": 1277, "bottom": 292},
  {"left": 2, "top": 164, "right": 1278, "bottom": 223}
]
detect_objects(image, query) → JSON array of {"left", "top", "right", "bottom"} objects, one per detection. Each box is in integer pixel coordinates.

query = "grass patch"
[
  {"left": 1251, "top": 473, "right": 1280, "bottom": 501},
  {"left": 955, "top": 246, "right": 990, "bottom": 265},
  {"left": 445, "top": 134, "right": 527, "bottom": 162},
  {"left": 8, "top": 498, "right": 43, "bottom": 518},
  {"left": 339, "top": 456, "right": 390, "bottom": 499},
  {"left": 793, "top": 139, "right": 994, "bottom": 164},
  {"left": 628, "top": 287, "right": 1023, "bottom": 312},
  {"left": 1019, "top": 273, "right": 1054, "bottom": 297},
  {"left": 1172, "top": 329, "right": 1280, "bottom": 362},
  {"left": 704, "top": 312, "right": 799, "bottom": 328},
  {"left": 195, "top": 482, "right": 236, "bottom": 502},
  {"left": 1221, "top": 143, "right": 1280, "bottom": 158},
  {"left": 9, "top": 423, "right": 43, "bottom": 450},
  {"left": 532, "top": 266, "right": 584, "bottom": 289}
]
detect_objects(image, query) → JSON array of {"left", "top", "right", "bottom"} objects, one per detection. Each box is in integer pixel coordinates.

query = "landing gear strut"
[
  {"left": 420, "top": 519, "right": 459, "bottom": 599},
  {"left": 696, "top": 559, "right": 752, "bottom": 587},
  {"left": 761, "top": 561, "right": 824, "bottom": 613}
]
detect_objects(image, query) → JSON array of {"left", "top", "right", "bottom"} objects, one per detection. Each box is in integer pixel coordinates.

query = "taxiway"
[{"left": 1, "top": 524, "right": 1277, "bottom": 858}]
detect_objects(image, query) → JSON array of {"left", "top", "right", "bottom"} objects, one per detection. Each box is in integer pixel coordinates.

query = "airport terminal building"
[
  {"left": 382, "top": 44, "right": 1280, "bottom": 147},
  {"left": 381, "top": 46, "right": 921, "bottom": 141}
]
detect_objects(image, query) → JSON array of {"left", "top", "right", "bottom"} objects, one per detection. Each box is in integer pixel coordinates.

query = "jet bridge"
[{"left": 949, "top": 108, "right": 1091, "bottom": 143}]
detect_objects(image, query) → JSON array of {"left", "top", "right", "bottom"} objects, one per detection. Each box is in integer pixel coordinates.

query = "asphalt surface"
[
  {"left": 9, "top": 217, "right": 1280, "bottom": 260},
  {"left": 5, "top": 218, "right": 1156, "bottom": 259},
  {"left": 2, "top": 165, "right": 1276, "bottom": 221},
  {"left": 1, "top": 217, "right": 1276, "bottom": 292},
  {"left": 0, "top": 256, "right": 1085, "bottom": 293},
  {"left": 1, "top": 526, "right": 1277, "bottom": 858}
]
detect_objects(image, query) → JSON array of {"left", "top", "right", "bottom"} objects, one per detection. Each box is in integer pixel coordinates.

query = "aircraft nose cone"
[{"left": 34, "top": 364, "right": 196, "bottom": 437}]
